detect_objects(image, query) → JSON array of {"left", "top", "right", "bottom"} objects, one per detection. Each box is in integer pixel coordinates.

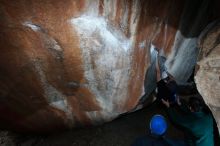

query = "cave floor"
[{"left": 0, "top": 102, "right": 185, "bottom": 146}]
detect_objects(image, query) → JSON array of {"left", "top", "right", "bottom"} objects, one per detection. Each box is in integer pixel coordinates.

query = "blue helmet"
[{"left": 150, "top": 115, "right": 167, "bottom": 135}]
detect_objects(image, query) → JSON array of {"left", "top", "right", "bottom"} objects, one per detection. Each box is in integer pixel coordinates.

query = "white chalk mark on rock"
[
  {"left": 70, "top": 15, "right": 132, "bottom": 112},
  {"left": 23, "top": 21, "right": 41, "bottom": 32},
  {"left": 33, "top": 60, "right": 74, "bottom": 125}
]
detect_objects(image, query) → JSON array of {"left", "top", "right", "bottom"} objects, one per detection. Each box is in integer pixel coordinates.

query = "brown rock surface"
[
  {"left": 0, "top": 0, "right": 219, "bottom": 132},
  {"left": 195, "top": 21, "right": 220, "bottom": 132}
]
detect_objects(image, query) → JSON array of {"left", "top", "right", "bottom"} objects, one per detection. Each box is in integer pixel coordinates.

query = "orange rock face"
[{"left": 0, "top": 0, "right": 218, "bottom": 132}]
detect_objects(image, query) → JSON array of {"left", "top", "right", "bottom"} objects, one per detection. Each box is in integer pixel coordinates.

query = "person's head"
[
  {"left": 150, "top": 115, "right": 167, "bottom": 136},
  {"left": 188, "top": 97, "right": 203, "bottom": 112}
]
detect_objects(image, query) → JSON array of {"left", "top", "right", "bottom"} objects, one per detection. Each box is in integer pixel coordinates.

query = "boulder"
[
  {"left": 0, "top": 0, "right": 218, "bottom": 132},
  {"left": 195, "top": 20, "right": 220, "bottom": 132}
]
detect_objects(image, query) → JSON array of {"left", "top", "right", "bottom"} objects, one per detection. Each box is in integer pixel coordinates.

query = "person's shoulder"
[
  {"left": 203, "top": 111, "right": 214, "bottom": 123},
  {"left": 192, "top": 111, "right": 213, "bottom": 125}
]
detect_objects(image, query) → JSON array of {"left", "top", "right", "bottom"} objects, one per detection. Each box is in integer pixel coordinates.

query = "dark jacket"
[
  {"left": 157, "top": 79, "right": 177, "bottom": 103},
  {"left": 167, "top": 104, "right": 214, "bottom": 146}
]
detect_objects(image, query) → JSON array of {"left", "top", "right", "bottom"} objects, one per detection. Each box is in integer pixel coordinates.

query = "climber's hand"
[
  {"left": 161, "top": 99, "right": 170, "bottom": 108},
  {"left": 176, "top": 95, "right": 182, "bottom": 106}
]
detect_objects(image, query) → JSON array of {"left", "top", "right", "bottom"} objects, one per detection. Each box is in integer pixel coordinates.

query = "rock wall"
[
  {"left": 195, "top": 20, "right": 220, "bottom": 132},
  {"left": 0, "top": 0, "right": 218, "bottom": 132}
]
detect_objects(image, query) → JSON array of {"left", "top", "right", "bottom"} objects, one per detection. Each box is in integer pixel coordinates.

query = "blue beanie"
[{"left": 150, "top": 115, "right": 167, "bottom": 135}]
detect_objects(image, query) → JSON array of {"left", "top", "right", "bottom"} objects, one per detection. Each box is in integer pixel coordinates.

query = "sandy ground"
[{"left": 0, "top": 101, "right": 185, "bottom": 146}]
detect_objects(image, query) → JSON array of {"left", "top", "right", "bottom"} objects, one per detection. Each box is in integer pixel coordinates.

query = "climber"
[
  {"left": 131, "top": 114, "right": 187, "bottom": 146},
  {"left": 155, "top": 47, "right": 177, "bottom": 104},
  {"left": 162, "top": 96, "right": 214, "bottom": 146}
]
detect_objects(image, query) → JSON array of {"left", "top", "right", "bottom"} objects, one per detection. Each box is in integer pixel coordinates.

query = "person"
[
  {"left": 131, "top": 114, "right": 187, "bottom": 146},
  {"left": 162, "top": 96, "right": 214, "bottom": 146},
  {"left": 135, "top": 46, "right": 177, "bottom": 109},
  {"left": 155, "top": 48, "right": 177, "bottom": 104},
  {"left": 156, "top": 74, "right": 177, "bottom": 104}
]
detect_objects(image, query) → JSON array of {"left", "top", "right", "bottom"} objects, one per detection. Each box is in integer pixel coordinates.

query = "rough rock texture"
[
  {"left": 195, "top": 21, "right": 220, "bottom": 132},
  {"left": 0, "top": 0, "right": 219, "bottom": 132}
]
